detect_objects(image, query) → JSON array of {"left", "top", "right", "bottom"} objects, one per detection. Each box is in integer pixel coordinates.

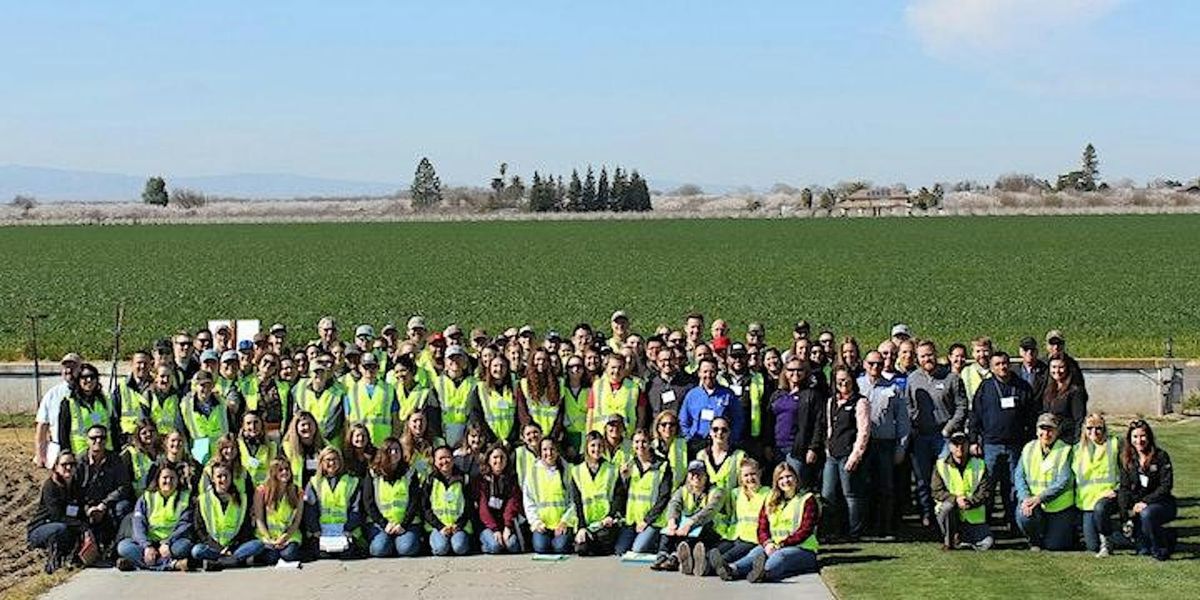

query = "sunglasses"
[
  {"left": 866, "top": 361, "right": 883, "bottom": 366},
  {"left": 710, "top": 426, "right": 728, "bottom": 433},
  {"left": 175, "top": 341, "right": 191, "bottom": 347},
  {"left": 836, "top": 380, "right": 852, "bottom": 386},
  {"left": 80, "top": 374, "right": 98, "bottom": 381},
  {"left": 1085, "top": 426, "right": 1105, "bottom": 431},
  {"left": 658, "top": 422, "right": 677, "bottom": 428},
  {"left": 87, "top": 435, "right": 104, "bottom": 441},
  {"left": 785, "top": 367, "right": 803, "bottom": 373},
  {"left": 567, "top": 365, "right": 584, "bottom": 370}
]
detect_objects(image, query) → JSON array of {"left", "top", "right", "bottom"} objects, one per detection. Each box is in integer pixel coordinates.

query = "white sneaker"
[{"left": 1097, "top": 535, "right": 1111, "bottom": 557}]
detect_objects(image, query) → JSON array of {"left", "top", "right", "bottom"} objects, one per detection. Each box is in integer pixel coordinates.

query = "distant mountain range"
[{"left": 0, "top": 165, "right": 404, "bottom": 202}]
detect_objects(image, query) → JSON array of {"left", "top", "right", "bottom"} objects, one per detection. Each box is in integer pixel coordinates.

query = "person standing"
[
  {"left": 1016, "top": 337, "right": 1049, "bottom": 401},
  {"left": 292, "top": 358, "right": 347, "bottom": 449},
  {"left": 1044, "top": 330, "right": 1085, "bottom": 390},
  {"left": 823, "top": 367, "right": 870, "bottom": 541},
  {"left": 767, "top": 358, "right": 825, "bottom": 491},
  {"left": 858, "top": 351, "right": 908, "bottom": 539},
  {"left": 718, "top": 343, "right": 773, "bottom": 463},
  {"left": 1014, "top": 414, "right": 1077, "bottom": 551},
  {"left": 35, "top": 353, "right": 81, "bottom": 469},
  {"left": 470, "top": 356, "right": 519, "bottom": 448},
  {"left": 57, "top": 363, "right": 118, "bottom": 457},
  {"left": 516, "top": 348, "right": 566, "bottom": 444},
  {"left": 113, "top": 351, "right": 154, "bottom": 442},
  {"left": 679, "top": 359, "right": 741, "bottom": 455},
  {"left": 905, "top": 340, "right": 968, "bottom": 527},
  {"left": 960, "top": 337, "right": 993, "bottom": 408},
  {"left": 644, "top": 349, "right": 697, "bottom": 423},
  {"left": 1042, "top": 357, "right": 1088, "bottom": 445},
  {"left": 179, "top": 371, "right": 231, "bottom": 463},
  {"left": 931, "top": 432, "right": 994, "bottom": 551},
  {"left": 969, "top": 351, "right": 1036, "bottom": 529},
  {"left": 432, "top": 348, "right": 477, "bottom": 448},
  {"left": 587, "top": 354, "right": 646, "bottom": 434},
  {"left": 1074, "top": 414, "right": 1120, "bottom": 556},
  {"left": 343, "top": 352, "right": 397, "bottom": 446}
]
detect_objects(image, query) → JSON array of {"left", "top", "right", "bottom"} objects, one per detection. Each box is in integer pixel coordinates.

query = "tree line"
[{"left": 412, "top": 159, "right": 651, "bottom": 212}]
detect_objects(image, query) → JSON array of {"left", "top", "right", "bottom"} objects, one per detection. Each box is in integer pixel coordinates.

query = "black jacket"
[
  {"left": 28, "top": 476, "right": 83, "bottom": 533},
  {"left": 645, "top": 371, "right": 697, "bottom": 417},
  {"left": 968, "top": 375, "right": 1035, "bottom": 446},
  {"left": 1041, "top": 385, "right": 1088, "bottom": 444},
  {"left": 1119, "top": 449, "right": 1175, "bottom": 511},
  {"left": 77, "top": 451, "right": 131, "bottom": 510}
]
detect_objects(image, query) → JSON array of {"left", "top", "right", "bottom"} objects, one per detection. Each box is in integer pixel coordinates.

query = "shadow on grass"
[{"left": 819, "top": 554, "right": 899, "bottom": 567}]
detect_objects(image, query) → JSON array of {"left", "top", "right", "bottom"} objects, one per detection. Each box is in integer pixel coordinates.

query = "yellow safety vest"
[
  {"left": 561, "top": 381, "right": 589, "bottom": 435},
  {"left": 767, "top": 492, "right": 818, "bottom": 552},
  {"left": 521, "top": 379, "right": 561, "bottom": 434},
  {"left": 718, "top": 373, "right": 765, "bottom": 437},
  {"left": 144, "top": 489, "right": 190, "bottom": 543},
  {"left": 314, "top": 474, "right": 358, "bottom": 526},
  {"left": 572, "top": 461, "right": 618, "bottom": 526},
  {"left": 625, "top": 460, "right": 668, "bottom": 528},
  {"left": 477, "top": 383, "right": 516, "bottom": 441},
  {"left": 199, "top": 490, "right": 247, "bottom": 547},
  {"left": 515, "top": 446, "right": 538, "bottom": 486},
  {"left": 345, "top": 379, "right": 395, "bottom": 445},
  {"left": 144, "top": 389, "right": 181, "bottom": 436},
  {"left": 124, "top": 446, "right": 155, "bottom": 496},
  {"left": 935, "top": 457, "right": 987, "bottom": 524},
  {"left": 180, "top": 396, "right": 229, "bottom": 446},
  {"left": 395, "top": 384, "right": 430, "bottom": 423},
  {"left": 1020, "top": 440, "right": 1075, "bottom": 513},
  {"left": 238, "top": 439, "right": 276, "bottom": 487},
  {"left": 733, "top": 486, "right": 770, "bottom": 543},
  {"left": 117, "top": 378, "right": 150, "bottom": 435},
  {"left": 373, "top": 473, "right": 412, "bottom": 525},
  {"left": 293, "top": 383, "right": 344, "bottom": 446},
  {"left": 589, "top": 378, "right": 639, "bottom": 432},
  {"left": 427, "top": 477, "right": 471, "bottom": 533},
  {"left": 1073, "top": 437, "right": 1120, "bottom": 511},
  {"left": 259, "top": 489, "right": 302, "bottom": 544},
  {"left": 66, "top": 394, "right": 113, "bottom": 454},
  {"left": 434, "top": 375, "right": 476, "bottom": 426},
  {"left": 657, "top": 437, "right": 688, "bottom": 489},
  {"left": 527, "top": 463, "right": 574, "bottom": 528}
]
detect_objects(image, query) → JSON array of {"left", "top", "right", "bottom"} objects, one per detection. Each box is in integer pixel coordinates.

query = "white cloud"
[{"left": 906, "top": 0, "right": 1122, "bottom": 55}]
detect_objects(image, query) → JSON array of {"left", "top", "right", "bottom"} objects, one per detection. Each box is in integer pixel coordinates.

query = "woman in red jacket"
[{"left": 476, "top": 444, "right": 523, "bottom": 553}]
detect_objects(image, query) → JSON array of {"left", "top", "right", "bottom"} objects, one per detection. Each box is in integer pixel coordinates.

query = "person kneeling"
[
  {"left": 1014, "top": 414, "right": 1077, "bottom": 551},
  {"left": 711, "top": 463, "right": 819, "bottom": 583},
  {"left": 571, "top": 432, "right": 627, "bottom": 556},
  {"left": 932, "top": 432, "right": 994, "bottom": 551}
]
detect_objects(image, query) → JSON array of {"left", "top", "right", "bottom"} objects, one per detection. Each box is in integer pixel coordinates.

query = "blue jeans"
[
  {"left": 614, "top": 525, "right": 659, "bottom": 554},
  {"left": 368, "top": 526, "right": 422, "bottom": 557},
  {"left": 1134, "top": 500, "right": 1177, "bottom": 558},
  {"left": 785, "top": 452, "right": 823, "bottom": 492},
  {"left": 191, "top": 540, "right": 265, "bottom": 562},
  {"left": 730, "top": 545, "right": 817, "bottom": 581},
  {"left": 531, "top": 530, "right": 572, "bottom": 554},
  {"left": 117, "top": 538, "right": 194, "bottom": 570},
  {"left": 1015, "top": 507, "right": 1077, "bottom": 550},
  {"left": 28, "top": 522, "right": 75, "bottom": 550},
  {"left": 983, "top": 443, "right": 1020, "bottom": 526},
  {"left": 260, "top": 542, "right": 302, "bottom": 564},
  {"left": 822, "top": 455, "right": 867, "bottom": 538},
  {"left": 478, "top": 529, "right": 521, "bottom": 554},
  {"left": 910, "top": 434, "right": 945, "bottom": 519},
  {"left": 865, "top": 439, "right": 898, "bottom": 535},
  {"left": 1081, "top": 497, "right": 1117, "bottom": 552},
  {"left": 428, "top": 529, "right": 471, "bottom": 556},
  {"left": 716, "top": 539, "right": 757, "bottom": 563}
]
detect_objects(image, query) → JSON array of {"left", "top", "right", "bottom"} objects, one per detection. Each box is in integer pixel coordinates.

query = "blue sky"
[{"left": 1, "top": 0, "right": 1196, "bottom": 188}]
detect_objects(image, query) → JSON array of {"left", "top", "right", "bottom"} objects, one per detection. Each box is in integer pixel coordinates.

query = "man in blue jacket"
[
  {"left": 679, "top": 358, "right": 742, "bottom": 455},
  {"left": 968, "top": 351, "right": 1035, "bottom": 530}
]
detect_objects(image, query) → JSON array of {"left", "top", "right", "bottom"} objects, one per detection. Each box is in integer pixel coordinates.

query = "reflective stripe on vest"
[
  {"left": 478, "top": 383, "right": 516, "bottom": 441},
  {"left": 240, "top": 377, "right": 261, "bottom": 411},
  {"left": 590, "top": 378, "right": 638, "bottom": 433},
  {"left": 625, "top": 461, "right": 667, "bottom": 527},
  {"left": 180, "top": 397, "right": 228, "bottom": 444},
  {"left": 145, "top": 391, "right": 180, "bottom": 436},
  {"left": 681, "top": 487, "right": 716, "bottom": 517},
  {"left": 374, "top": 474, "right": 411, "bottom": 524},
  {"left": 67, "top": 394, "right": 113, "bottom": 454},
  {"left": 515, "top": 446, "right": 538, "bottom": 487},
  {"left": 428, "top": 478, "right": 469, "bottom": 532},
  {"left": 935, "top": 457, "right": 987, "bottom": 524},
  {"left": 199, "top": 491, "right": 246, "bottom": 547},
  {"left": 521, "top": 379, "right": 561, "bottom": 434},
  {"left": 719, "top": 373, "right": 764, "bottom": 437},
  {"left": 1020, "top": 440, "right": 1075, "bottom": 513},
  {"left": 239, "top": 439, "right": 275, "bottom": 487},
  {"left": 1073, "top": 437, "right": 1120, "bottom": 511},
  {"left": 560, "top": 381, "right": 588, "bottom": 434},
  {"left": 660, "top": 437, "right": 688, "bottom": 489},
  {"left": 259, "top": 491, "right": 301, "bottom": 544},
  {"left": 346, "top": 379, "right": 395, "bottom": 445},
  {"left": 572, "top": 461, "right": 617, "bottom": 526},
  {"left": 294, "top": 384, "right": 343, "bottom": 444},
  {"left": 315, "top": 474, "right": 358, "bottom": 525},
  {"left": 144, "top": 489, "right": 189, "bottom": 543},
  {"left": 527, "top": 463, "right": 572, "bottom": 528},
  {"left": 395, "top": 385, "right": 429, "bottom": 422},
  {"left": 768, "top": 492, "right": 818, "bottom": 552},
  {"left": 435, "top": 376, "right": 475, "bottom": 426},
  {"left": 124, "top": 446, "right": 154, "bottom": 496},
  {"left": 734, "top": 486, "right": 770, "bottom": 543}
]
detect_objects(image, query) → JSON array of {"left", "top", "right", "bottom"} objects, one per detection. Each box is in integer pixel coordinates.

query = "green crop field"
[{"left": 2, "top": 214, "right": 1198, "bottom": 361}]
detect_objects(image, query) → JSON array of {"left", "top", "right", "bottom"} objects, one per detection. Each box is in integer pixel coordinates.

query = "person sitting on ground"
[
  {"left": 116, "top": 463, "right": 193, "bottom": 571},
  {"left": 303, "top": 446, "right": 364, "bottom": 558},
  {"left": 711, "top": 462, "right": 819, "bottom": 583},
  {"left": 1014, "top": 413, "right": 1077, "bottom": 551},
  {"left": 475, "top": 444, "right": 523, "bottom": 554},
  {"left": 253, "top": 457, "right": 304, "bottom": 564},
  {"left": 191, "top": 462, "right": 263, "bottom": 570},
  {"left": 523, "top": 438, "right": 577, "bottom": 554},
  {"left": 363, "top": 437, "right": 422, "bottom": 558},
  {"left": 931, "top": 432, "right": 994, "bottom": 551},
  {"left": 570, "top": 431, "right": 627, "bottom": 556},
  {"left": 422, "top": 445, "right": 474, "bottom": 556},
  {"left": 651, "top": 460, "right": 725, "bottom": 573}
]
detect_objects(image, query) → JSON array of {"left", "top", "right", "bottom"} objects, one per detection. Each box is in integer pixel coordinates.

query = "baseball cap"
[
  {"left": 192, "top": 370, "right": 214, "bottom": 385},
  {"left": 444, "top": 324, "right": 463, "bottom": 338},
  {"left": 546, "top": 330, "right": 562, "bottom": 342},
  {"left": 252, "top": 332, "right": 267, "bottom": 344},
  {"left": 891, "top": 323, "right": 912, "bottom": 338},
  {"left": 60, "top": 352, "right": 83, "bottom": 365},
  {"left": 470, "top": 328, "right": 488, "bottom": 342},
  {"left": 446, "top": 346, "right": 468, "bottom": 360},
  {"left": 1019, "top": 336, "right": 1038, "bottom": 351},
  {"left": 215, "top": 323, "right": 232, "bottom": 334},
  {"left": 747, "top": 322, "right": 765, "bottom": 335},
  {"left": 686, "top": 460, "right": 707, "bottom": 474},
  {"left": 344, "top": 345, "right": 362, "bottom": 357},
  {"left": 355, "top": 324, "right": 375, "bottom": 338},
  {"left": 269, "top": 323, "right": 287, "bottom": 334},
  {"left": 221, "top": 350, "right": 240, "bottom": 363},
  {"left": 381, "top": 323, "right": 398, "bottom": 334},
  {"left": 518, "top": 325, "right": 534, "bottom": 337},
  {"left": 729, "top": 342, "right": 749, "bottom": 357},
  {"left": 1036, "top": 413, "right": 1060, "bottom": 430},
  {"left": 407, "top": 316, "right": 427, "bottom": 331},
  {"left": 360, "top": 352, "right": 379, "bottom": 366},
  {"left": 605, "top": 413, "right": 626, "bottom": 426},
  {"left": 794, "top": 320, "right": 811, "bottom": 333},
  {"left": 200, "top": 349, "right": 219, "bottom": 363},
  {"left": 1045, "top": 329, "right": 1065, "bottom": 345},
  {"left": 428, "top": 332, "right": 447, "bottom": 347},
  {"left": 611, "top": 310, "right": 629, "bottom": 323},
  {"left": 237, "top": 339, "right": 254, "bottom": 352},
  {"left": 949, "top": 431, "right": 968, "bottom": 444}
]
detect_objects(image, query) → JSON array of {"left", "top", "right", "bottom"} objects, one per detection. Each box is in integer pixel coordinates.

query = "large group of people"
[{"left": 27, "top": 312, "right": 1179, "bottom": 581}]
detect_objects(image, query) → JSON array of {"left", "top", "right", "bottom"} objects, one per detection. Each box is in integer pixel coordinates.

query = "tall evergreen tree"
[
  {"left": 555, "top": 175, "right": 566, "bottom": 210},
  {"left": 596, "top": 167, "right": 611, "bottom": 212},
  {"left": 582, "top": 166, "right": 598, "bottom": 211},
  {"left": 627, "top": 170, "right": 652, "bottom": 211},
  {"left": 610, "top": 167, "right": 629, "bottom": 212},
  {"left": 1081, "top": 143, "right": 1099, "bottom": 191},
  {"left": 528, "top": 171, "right": 556, "bottom": 212},
  {"left": 410, "top": 157, "right": 443, "bottom": 209},
  {"left": 566, "top": 169, "right": 583, "bottom": 211}
]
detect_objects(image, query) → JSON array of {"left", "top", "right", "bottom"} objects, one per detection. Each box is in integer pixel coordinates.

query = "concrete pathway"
[{"left": 44, "top": 555, "right": 831, "bottom": 599}]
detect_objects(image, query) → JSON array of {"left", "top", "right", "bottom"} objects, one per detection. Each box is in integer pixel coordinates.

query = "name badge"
[
  {"left": 700, "top": 408, "right": 716, "bottom": 422},
  {"left": 444, "top": 491, "right": 457, "bottom": 503},
  {"left": 91, "top": 413, "right": 102, "bottom": 425},
  {"left": 488, "top": 496, "right": 504, "bottom": 510},
  {"left": 661, "top": 390, "right": 676, "bottom": 405},
  {"left": 1139, "top": 474, "right": 1150, "bottom": 488},
  {"left": 999, "top": 396, "right": 1016, "bottom": 409},
  {"left": 1040, "top": 459, "right": 1055, "bottom": 473},
  {"left": 730, "top": 384, "right": 743, "bottom": 396},
  {"left": 247, "top": 457, "right": 260, "bottom": 469},
  {"left": 305, "top": 458, "right": 318, "bottom": 471},
  {"left": 935, "top": 383, "right": 945, "bottom": 390},
  {"left": 65, "top": 504, "right": 80, "bottom": 518}
]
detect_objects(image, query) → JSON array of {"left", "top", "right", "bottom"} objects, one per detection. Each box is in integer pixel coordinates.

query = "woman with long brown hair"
[
  {"left": 363, "top": 437, "right": 421, "bottom": 557},
  {"left": 469, "top": 356, "right": 519, "bottom": 447},
  {"left": 200, "top": 433, "right": 253, "bottom": 497},
  {"left": 1042, "top": 357, "right": 1088, "bottom": 444},
  {"left": 834, "top": 337, "right": 862, "bottom": 377},
  {"left": 710, "top": 462, "right": 818, "bottom": 583},
  {"left": 342, "top": 422, "right": 377, "bottom": 479},
  {"left": 476, "top": 444, "right": 523, "bottom": 554},
  {"left": 253, "top": 457, "right": 303, "bottom": 563},
  {"left": 399, "top": 410, "right": 439, "bottom": 483},
  {"left": 1118, "top": 419, "right": 1176, "bottom": 560},
  {"left": 561, "top": 354, "right": 592, "bottom": 457},
  {"left": 281, "top": 411, "right": 325, "bottom": 489},
  {"left": 517, "top": 348, "right": 565, "bottom": 443}
]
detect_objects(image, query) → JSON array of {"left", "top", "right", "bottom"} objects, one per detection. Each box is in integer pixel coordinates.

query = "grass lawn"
[{"left": 821, "top": 417, "right": 1200, "bottom": 599}]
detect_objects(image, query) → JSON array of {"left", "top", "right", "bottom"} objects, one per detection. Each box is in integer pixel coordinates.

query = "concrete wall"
[{"left": 2, "top": 359, "right": 1195, "bottom": 416}]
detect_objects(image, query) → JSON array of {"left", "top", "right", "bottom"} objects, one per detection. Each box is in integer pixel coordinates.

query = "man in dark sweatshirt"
[{"left": 969, "top": 351, "right": 1035, "bottom": 529}]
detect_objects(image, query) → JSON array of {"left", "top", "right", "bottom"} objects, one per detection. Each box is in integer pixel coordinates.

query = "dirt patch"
[{"left": 0, "top": 428, "right": 48, "bottom": 595}]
